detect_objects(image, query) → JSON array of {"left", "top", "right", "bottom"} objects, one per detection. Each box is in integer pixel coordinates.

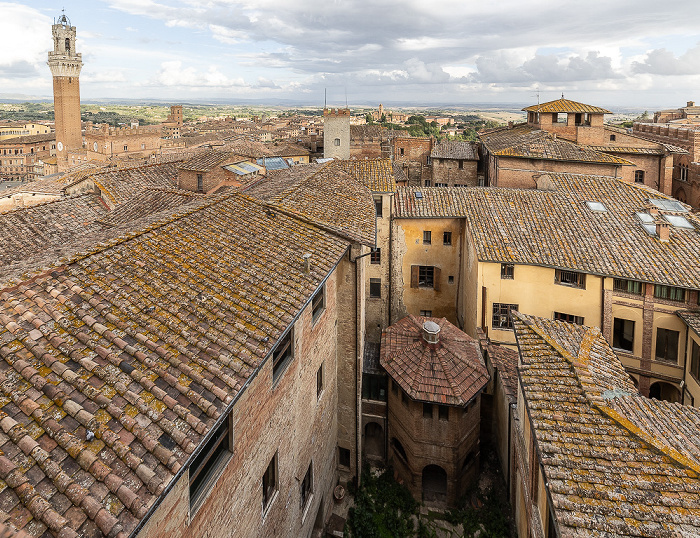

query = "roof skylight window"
[
  {"left": 415, "top": 191, "right": 423, "bottom": 199},
  {"left": 649, "top": 198, "right": 687, "bottom": 213},
  {"left": 585, "top": 201, "right": 607, "bottom": 212},
  {"left": 635, "top": 212, "right": 654, "bottom": 224},
  {"left": 663, "top": 214, "right": 695, "bottom": 229}
]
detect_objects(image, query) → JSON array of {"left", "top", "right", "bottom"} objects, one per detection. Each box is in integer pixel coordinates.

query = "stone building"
[
  {"left": 392, "top": 136, "right": 432, "bottom": 186},
  {"left": 0, "top": 133, "right": 55, "bottom": 181},
  {"left": 509, "top": 311, "right": 700, "bottom": 537},
  {"left": 380, "top": 316, "right": 488, "bottom": 507},
  {"left": 47, "top": 13, "right": 83, "bottom": 170},
  {"left": 391, "top": 176, "right": 700, "bottom": 405},
  {"left": 0, "top": 161, "right": 377, "bottom": 537},
  {"left": 323, "top": 108, "right": 350, "bottom": 160},
  {"left": 429, "top": 141, "right": 479, "bottom": 187}
]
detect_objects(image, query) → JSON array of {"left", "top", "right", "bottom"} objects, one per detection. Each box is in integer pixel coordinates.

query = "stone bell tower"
[{"left": 48, "top": 12, "right": 83, "bottom": 167}]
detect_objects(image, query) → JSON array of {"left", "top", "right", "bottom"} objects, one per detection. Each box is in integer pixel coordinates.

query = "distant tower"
[
  {"left": 323, "top": 108, "right": 350, "bottom": 160},
  {"left": 48, "top": 12, "right": 83, "bottom": 166}
]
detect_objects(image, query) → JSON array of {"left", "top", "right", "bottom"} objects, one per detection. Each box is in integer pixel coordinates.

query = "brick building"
[
  {"left": 0, "top": 133, "right": 55, "bottom": 181},
  {"left": 381, "top": 316, "right": 488, "bottom": 507},
  {"left": 392, "top": 137, "right": 432, "bottom": 186},
  {"left": 323, "top": 108, "right": 350, "bottom": 160},
  {"left": 429, "top": 141, "right": 479, "bottom": 187}
]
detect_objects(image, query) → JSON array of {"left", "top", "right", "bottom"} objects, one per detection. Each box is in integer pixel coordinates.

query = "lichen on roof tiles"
[{"left": 522, "top": 98, "right": 612, "bottom": 114}]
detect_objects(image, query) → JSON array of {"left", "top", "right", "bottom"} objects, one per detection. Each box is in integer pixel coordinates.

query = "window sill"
[{"left": 189, "top": 450, "right": 233, "bottom": 522}]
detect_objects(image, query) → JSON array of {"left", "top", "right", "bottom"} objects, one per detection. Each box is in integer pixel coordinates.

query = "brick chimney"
[
  {"left": 656, "top": 221, "right": 670, "bottom": 242},
  {"left": 687, "top": 101, "right": 695, "bottom": 107}
]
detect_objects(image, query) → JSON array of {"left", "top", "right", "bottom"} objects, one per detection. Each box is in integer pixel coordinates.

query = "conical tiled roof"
[
  {"left": 522, "top": 98, "right": 611, "bottom": 114},
  {"left": 380, "top": 316, "right": 488, "bottom": 406}
]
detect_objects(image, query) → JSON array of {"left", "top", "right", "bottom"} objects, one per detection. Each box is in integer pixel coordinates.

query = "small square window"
[
  {"left": 311, "top": 286, "right": 325, "bottom": 323},
  {"left": 316, "top": 363, "right": 323, "bottom": 399},
  {"left": 554, "top": 269, "right": 585, "bottom": 289},
  {"left": 418, "top": 266, "right": 434, "bottom": 288},
  {"left": 501, "top": 263, "right": 514, "bottom": 279},
  {"left": 443, "top": 231, "right": 452, "bottom": 245},
  {"left": 123, "top": 145, "right": 128, "bottom": 151},
  {"left": 369, "top": 278, "right": 381, "bottom": 298},
  {"left": 610, "top": 134, "right": 616, "bottom": 141},
  {"left": 338, "top": 447, "right": 351, "bottom": 468},
  {"left": 448, "top": 276, "right": 454, "bottom": 284},
  {"left": 370, "top": 248, "right": 381, "bottom": 264},
  {"left": 272, "top": 330, "right": 293, "bottom": 383},
  {"left": 492, "top": 303, "right": 518, "bottom": 329},
  {"left": 262, "top": 452, "right": 278, "bottom": 514},
  {"left": 423, "top": 403, "right": 433, "bottom": 418},
  {"left": 334, "top": 138, "right": 341, "bottom": 146},
  {"left": 423, "top": 231, "right": 432, "bottom": 244},
  {"left": 300, "top": 462, "right": 313, "bottom": 511},
  {"left": 438, "top": 406, "right": 449, "bottom": 421},
  {"left": 420, "top": 310, "right": 432, "bottom": 316},
  {"left": 635, "top": 170, "right": 645, "bottom": 183}
]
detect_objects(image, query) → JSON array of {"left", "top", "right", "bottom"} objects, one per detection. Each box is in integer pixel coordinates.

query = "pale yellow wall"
[
  {"left": 477, "top": 263, "right": 603, "bottom": 345},
  {"left": 686, "top": 332, "right": 700, "bottom": 405}
]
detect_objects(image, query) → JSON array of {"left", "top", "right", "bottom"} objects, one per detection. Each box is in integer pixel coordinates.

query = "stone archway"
[
  {"left": 364, "top": 422, "right": 385, "bottom": 460},
  {"left": 422, "top": 464, "right": 447, "bottom": 503},
  {"left": 649, "top": 381, "right": 681, "bottom": 403}
]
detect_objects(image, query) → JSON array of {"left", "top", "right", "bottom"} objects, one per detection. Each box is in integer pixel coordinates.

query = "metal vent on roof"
[
  {"left": 649, "top": 198, "right": 688, "bottom": 213},
  {"left": 415, "top": 191, "right": 423, "bottom": 199},
  {"left": 663, "top": 214, "right": 695, "bottom": 229},
  {"left": 585, "top": 201, "right": 607, "bottom": 212}
]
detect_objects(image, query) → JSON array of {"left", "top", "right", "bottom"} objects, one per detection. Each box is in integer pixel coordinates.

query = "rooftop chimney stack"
[
  {"left": 688, "top": 101, "right": 695, "bottom": 107},
  {"left": 656, "top": 221, "right": 670, "bottom": 242},
  {"left": 302, "top": 253, "right": 312, "bottom": 273}
]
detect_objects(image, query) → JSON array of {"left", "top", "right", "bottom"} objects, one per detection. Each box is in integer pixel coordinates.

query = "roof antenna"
[
  {"left": 562, "top": 92, "right": 565, "bottom": 99},
  {"left": 324, "top": 88, "right": 327, "bottom": 109},
  {"left": 345, "top": 87, "right": 348, "bottom": 109}
]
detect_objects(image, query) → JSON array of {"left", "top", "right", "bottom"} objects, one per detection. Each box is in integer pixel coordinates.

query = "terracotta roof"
[
  {"left": 247, "top": 163, "right": 376, "bottom": 246},
  {"left": 95, "top": 189, "right": 200, "bottom": 228},
  {"left": 91, "top": 163, "right": 179, "bottom": 206},
  {"left": 678, "top": 310, "right": 700, "bottom": 338},
  {"left": 393, "top": 176, "right": 700, "bottom": 289},
  {"left": 222, "top": 140, "right": 275, "bottom": 159},
  {"left": 522, "top": 98, "right": 611, "bottom": 114},
  {"left": 430, "top": 141, "right": 478, "bottom": 160},
  {"left": 0, "top": 134, "right": 55, "bottom": 145},
  {"left": 480, "top": 125, "right": 633, "bottom": 165},
  {"left": 513, "top": 311, "right": 700, "bottom": 536},
  {"left": 271, "top": 143, "right": 310, "bottom": 157},
  {"left": 487, "top": 344, "right": 518, "bottom": 403},
  {"left": 380, "top": 315, "right": 488, "bottom": 406},
  {"left": 584, "top": 145, "right": 665, "bottom": 156},
  {"left": 350, "top": 125, "right": 383, "bottom": 139},
  {"left": 0, "top": 192, "right": 356, "bottom": 537},
  {"left": 333, "top": 159, "right": 398, "bottom": 193},
  {"left": 0, "top": 177, "right": 66, "bottom": 197},
  {"left": 392, "top": 162, "right": 408, "bottom": 183},
  {"left": 177, "top": 150, "right": 241, "bottom": 172},
  {"left": 0, "top": 194, "right": 108, "bottom": 266}
]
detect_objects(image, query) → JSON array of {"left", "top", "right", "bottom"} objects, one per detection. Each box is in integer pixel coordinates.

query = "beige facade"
[{"left": 323, "top": 108, "right": 350, "bottom": 160}]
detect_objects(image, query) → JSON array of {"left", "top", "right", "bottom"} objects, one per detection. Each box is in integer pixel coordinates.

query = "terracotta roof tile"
[
  {"left": 380, "top": 316, "right": 488, "bottom": 406},
  {"left": 522, "top": 98, "right": 612, "bottom": 114},
  {"left": 394, "top": 176, "right": 700, "bottom": 289},
  {"left": 430, "top": 141, "right": 478, "bottom": 160},
  {"left": 332, "top": 159, "right": 397, "bottom": 193}
]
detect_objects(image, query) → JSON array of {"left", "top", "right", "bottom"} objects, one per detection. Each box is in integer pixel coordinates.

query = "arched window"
[
  {"left": 65, "top": 38, "right": 71, "bottom": 54},
  {"left": 422, "top": 465, "right": 447, "bottom": 503}
]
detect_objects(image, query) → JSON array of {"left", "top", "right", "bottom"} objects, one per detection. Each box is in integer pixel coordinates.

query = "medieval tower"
[
  {"left": 48, "top": 13, "right": 83, "bottom": 167},
  {"left": 323, "top": 108, "right": 351, "bottom": 160}
]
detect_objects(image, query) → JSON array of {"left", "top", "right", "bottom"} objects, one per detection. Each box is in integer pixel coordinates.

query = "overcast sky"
[{"left": 3, "top": 0, "right": 700, "bottom": 109}]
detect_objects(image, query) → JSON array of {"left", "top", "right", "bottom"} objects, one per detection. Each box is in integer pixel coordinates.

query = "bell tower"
[{"left": 48, "top": 12, "right": 83, "bottom": 167}]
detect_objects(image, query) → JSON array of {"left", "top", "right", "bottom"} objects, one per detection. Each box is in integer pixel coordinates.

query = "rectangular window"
[
  {"left": 369, "top": 278, "right": 381, "bottom": 298},
  {"left": 399, "top": 147, "right": 404, "bottom": 156},
  {"left": 189, "top": 413, "right": 232, "bottom": 512},
  {"left": 492, "top": 303, "right": 518, "bottom": 330},
  {"left": 554, "top": 269, "right": 586, "bottom": 289},
  {"left": 655, "top": 328, "right": 679, "bottom": 363},
  {"left": 423, "top": 231, "right": 432, "bottom": 244},
  {"left": 613, "top": 279, "right": 642, "bottom": 295},
  {"left": 300, "top": 463, "right": 313, "bottom": 511},
  {"left": 272, "top": 330, "right": 293, "bottom": 383},
  {"left": 435, "top": 182, "right": 448, "bottom": 187},
  {"left": 691, "top": 340, "right": 700, "bottom": 380},
  {"left": 423, "top": 403, "right": 433, "bottom": 418},
  {"left": 438, "top": 406, "right": 449, "bottom": 421},
  {"left": 419, "top": 310, "right": 432, "bottom": 316},
  {"left": 362, "top": 373, "right": 387, "bottom": 401},
  {"left": 334, "top": 138, "right": 340, "bottom": 146},
  {"left": 262, "top": 453, "right": 278, "bottom": 513},
  {"left": 418, "top": 266, "right": 434, "bottom": 288},
  {"left": 311, "top": 286, "right": 325, "bottom": 323},
  {"left": 316, "top": 363, "right": 323, "bottom": 399},
  {"left": 141, "top": 143, "right": 145, "bottom": 150},
  {"left": 374, "top": 197, "right": 383, "bottom": 217},
  {"left": 610, "top": 134, "right": 616, "bottom": 141},
  {"left": 196, "top": 173, "right": 204, "bottom": 193},
  {"left": 338, "top": 447, "right": 351, "bottom": 468},
  {"left": 501, "top": 263, "right": 514, "bottom": 280},
  {"left": 654, "top": 285, "right": 685, "bottom": 302},
  {"left": 443, "top": 231, "right": 452, "bottom": 245},
  {"left": 554, "top": 312, "right": 584, "bottom": 325},
  {"left": 458, "top": 160, "right": 464, "bottom": 170},
  {"left": 634, "top": 170, "right": 645, "bottom": 183},
  {"left": 370, "top": 248, "right": 381, "bottom": 264},
  {"left": 123, "top": 145, "right": 128, "bottom": 151},
  {"left": 613, "top": 318, "right": 634, "bottom": 352}
]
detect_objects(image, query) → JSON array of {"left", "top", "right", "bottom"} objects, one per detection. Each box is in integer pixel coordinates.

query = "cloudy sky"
[{"left": 3, "top": 0, "right": 700, "bottom": 108}]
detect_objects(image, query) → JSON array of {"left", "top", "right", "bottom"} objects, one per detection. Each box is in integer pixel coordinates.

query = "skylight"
[
  {"left": 649, "top": 198, "right": 687, "bottom": 213},
  {"left": 635, "top": 212, "right": 654, "bottom": 224},
  {"left": 585, "top": 201, "right": 607, "bottom": 212},
  {"left": 663, "top": 214, "right": 695, "bottom": 229},
  {"left": 415, "top": 191, "right": 423, "bottom": 199}
]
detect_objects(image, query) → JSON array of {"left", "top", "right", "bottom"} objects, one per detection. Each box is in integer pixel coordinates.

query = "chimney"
[
  {"left": 656, "top": 221, "right": 670, "bottom": 242},
  {"left": 422, "top": 320, "right": 440, "bottom": 348},
  {"left": 687, "top": 101, "right": 695, "bottom": 107},
  {"left": 302, "top": 253, "right": 312, "bottom": 273},
  {"left": 648, "top": 206, "right": 659, "bottom": 217},
  {"left": 507, "top": 121, "right": 513, "bottom": 129}
]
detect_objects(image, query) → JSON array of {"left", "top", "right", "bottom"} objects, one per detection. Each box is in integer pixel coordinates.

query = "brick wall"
[{"left": 431, "top": 159, "right": 478, "bottom": 186}]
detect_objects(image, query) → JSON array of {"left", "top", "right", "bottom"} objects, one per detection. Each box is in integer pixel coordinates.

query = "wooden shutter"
[
  {"left": 410, "top": 265, "right": 419, "bottom": 288},
  {"left": 433, "top": 267, "right": 441, "bottom": 292}
]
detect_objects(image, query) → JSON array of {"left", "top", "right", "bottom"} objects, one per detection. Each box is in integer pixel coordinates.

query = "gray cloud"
[
  {"left": 0, "top": 60, "right": 40, "bottom": 78},
  {"left": 632, "top": 44, "right": 700, "bottom": 75}
]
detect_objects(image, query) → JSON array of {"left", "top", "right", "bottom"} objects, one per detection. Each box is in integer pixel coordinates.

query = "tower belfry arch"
[{"left": 47, "top": 12, "right": 83, "bottom": 169}]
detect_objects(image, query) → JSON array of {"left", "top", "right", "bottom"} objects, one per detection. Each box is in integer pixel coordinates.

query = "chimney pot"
[
  {"left": 656, "top": 221, "right": 670, "bottom": 242},
  {"left": 422, "top": 321, "right": 440, "bottom": 345},
  {"left": 303, "top": 253, "right": 312, "bottom": 273}
]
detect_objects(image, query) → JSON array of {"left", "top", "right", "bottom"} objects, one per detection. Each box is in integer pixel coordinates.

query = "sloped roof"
[
  {"left": 393, "top": 175, "right": 700, "bottom": 289},
  {"left": 380, "top": 315, "right": 488, "bottom": 406},
  {"left": 678, "top": 310, "right": 700, "bottom": 337},
  {"left": 430, "top": 140, "right": 478, "bottom": 160},
  {"left": 522, "top": 98, "right": 612, "bottom": 114},
  {"left": 0, "top": 192, "right": 355, "bottom": 537},
  {"left": 480, "top": 125, "right": 633, "bottom": 165},
  {"left": 91, "top": 163, "right": 178, "bottom": 206},
  {"left": 0, "top": 133, "right": 55, "bottom": 145},
  {"left": 95, "top": 188, "right": 200, "bottom": 228},
  {"left": 177, "top": 150, "right": 241, "bottom": 172},
  {"left": 333, "top": 159, "right": 397, "bottom": 193},
  {"left": 514, "top": 311, "right": 700, "bottom": 536}
]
